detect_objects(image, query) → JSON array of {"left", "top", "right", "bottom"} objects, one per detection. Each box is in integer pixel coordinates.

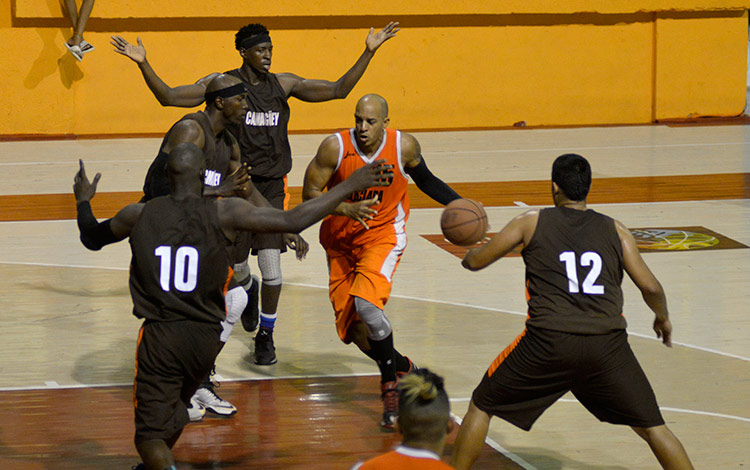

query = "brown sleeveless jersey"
[
  {"left": 142, "top": 111, "right": 235, "bottom": 201},
  {"left": 129, "top": 196, "right": 232, "bottom": 323},
  {"left": 225, "top": 69, "right": 292, "bottom": 179},
  {"left": 521, "top": 207, "right": 626, "bottom": 334}
]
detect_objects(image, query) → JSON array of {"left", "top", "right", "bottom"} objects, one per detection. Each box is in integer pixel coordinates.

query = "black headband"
[
  {"left": 240, "top": 33, "right": 272, "bottom": 50},
  {"left": 204, "top": 83, "right": 247, "bottom": 105}
]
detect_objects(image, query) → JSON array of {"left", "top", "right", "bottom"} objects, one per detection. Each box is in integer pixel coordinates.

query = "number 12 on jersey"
[
  {"left": 558, "top": 251, "right": 604, "bottom": 295},
  {"left": 155, "top": 245, "right": 199, "bottom": 292}
]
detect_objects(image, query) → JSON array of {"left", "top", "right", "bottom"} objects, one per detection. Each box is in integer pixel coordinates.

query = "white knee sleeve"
[
  {"left": 354, "top": 296, "right": 392, "bottom": 341},
  {"left": 220, "top": 286, "right": 248, "bottom": 342},
  {"left": 233, "top": 261, "right": 251, "bottom": 283},
  {"left": 258, "top": 248, "right": 282, "bottom": 286}
]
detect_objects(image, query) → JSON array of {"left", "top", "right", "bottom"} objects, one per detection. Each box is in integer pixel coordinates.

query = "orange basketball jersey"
[
  {"left": 320, "top": 127, "right": 410, "bottom": 249},
  {"left": 351, "top": 446, "right": 453, "bottom": 470}
]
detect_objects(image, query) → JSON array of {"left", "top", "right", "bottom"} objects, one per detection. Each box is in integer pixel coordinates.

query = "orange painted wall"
[{"left": 1, "top": 1, "right": 748, "bottom": 136}]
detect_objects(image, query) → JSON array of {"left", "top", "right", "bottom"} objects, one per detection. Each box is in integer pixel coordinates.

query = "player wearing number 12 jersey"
[{"left": 450, "top": 153, "right": 694, "bottom": 470}]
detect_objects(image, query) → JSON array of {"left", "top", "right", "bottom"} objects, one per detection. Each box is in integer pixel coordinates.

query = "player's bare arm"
[
  {"left": 302, "top": 135, "right": 386, "bottom": 229},
  {"left": 227, "top": 160, "right": 393, "bottom": 236},
  {"left": 111, "top": 35, "right": 216, "bottom": 107},
  {"left": 462, "top": 210, "right": 539, "bottom": 271},
  {"left": 401, "top": 133, "right": 461, "bottom": 205},
  {"left": 278, "top": 22, "right": 399, "bottom": 102},
  {"left": 615, "top": 220, "right": 672, "bottom": 347},
  {"left": 163, "top": 120, "right": 205, "bottom": 155}
]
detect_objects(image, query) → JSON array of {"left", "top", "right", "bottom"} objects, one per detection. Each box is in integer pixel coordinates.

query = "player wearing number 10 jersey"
[
  {"left": 450, "top": 154, "right": 694, "bottom": 470},
  {"left": 73, "top": 143, "right": 391, "bottom": 470}
]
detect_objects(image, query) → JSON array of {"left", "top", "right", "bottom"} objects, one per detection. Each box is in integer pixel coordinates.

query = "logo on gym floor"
[{"left": 422, "top": 226, "right": 747, "bottom": 259}]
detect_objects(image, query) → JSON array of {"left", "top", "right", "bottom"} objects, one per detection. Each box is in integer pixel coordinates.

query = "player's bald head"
[
  {"left": 206, "top": 74, "right": 243, "bottom": 94},
  {"left": 167, "top": 142, "right": 205, "bottom": 178},
  {"left": 356, "top": 94, "right": 389, "bottom": 119}
]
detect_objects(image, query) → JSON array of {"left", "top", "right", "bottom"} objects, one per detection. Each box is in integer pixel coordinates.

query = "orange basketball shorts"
[{"left": 325, "top": 233, "right": 405, "bottom": 343}]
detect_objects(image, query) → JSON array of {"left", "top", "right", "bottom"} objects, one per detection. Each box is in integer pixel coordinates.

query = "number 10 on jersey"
[{"left": 155, "top": 246, "right": 199, "bottom": 292}]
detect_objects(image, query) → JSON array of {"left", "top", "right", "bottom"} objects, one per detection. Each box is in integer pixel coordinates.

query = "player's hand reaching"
[
  {"left": 347, "top": 160, "right": 394, "bottom": 192},
  {"left": 653, "top": 316, "right": 672, "bottom": 347},
  {"left": 73, "top": 159, "right": 101, "bottom": 204},
  {"left": 284, "top": 233, "right": 310, "bottom": 260},
  {"left": 365, "top": 22, "right": 400, "bottom": 53},
  {"left": 111, "top": 35, "right": 146, "bottom": 64},
  {"left": 341, "top": 197, "right": 380, "bottom": 230},
  {"left": 220, "top": 164, "right": 251, "bottom": 198}
]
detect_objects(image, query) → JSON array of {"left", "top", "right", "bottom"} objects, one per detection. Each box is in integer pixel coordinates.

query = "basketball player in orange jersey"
[
  {"left": 351, "top": 369, "right": 454, "bottom": 470},
  {"left": 302, "top": 94, "right": 462, "bottom": 430}
]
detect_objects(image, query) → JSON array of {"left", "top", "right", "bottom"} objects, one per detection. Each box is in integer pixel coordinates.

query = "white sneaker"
[
  {"left": 187, "top": 396, "right": 206, "bottom": 422},
  {"left": 192, "top": 385, "right": 237, "bottom": 416}
]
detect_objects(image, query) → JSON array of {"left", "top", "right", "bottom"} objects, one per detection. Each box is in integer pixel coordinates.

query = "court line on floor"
[
  {"left": 450, "top": 398, "right": 750, "bottom": 424},
  {"left": 2, "top": 260, "right": 748, "bottom": 363},
  {"left": 451, "top": 413, "right": 538, "bottom": 470}
]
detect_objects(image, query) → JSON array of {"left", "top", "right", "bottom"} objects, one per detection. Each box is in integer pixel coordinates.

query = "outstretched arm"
[
  {"left": 616, "top": 220, "right": 672, "bottom": 347},
  {"left": 74, "top": 160, "right": 142, "bottom": 250},
  {"left": 462, "top": 211, "right": 538, "bottom": 271},
  {"left": 225, "top": 160, "right": 393, "bottom": 235},
  {"left": 277, "top": 22, "right": 399, "bottom": 101},
  {"left": 111, "top": 35, "right": 217, "bottom": 107},
  {"left": 302, "top": 135, "right": 382, "bottom": 229},
  {"left": 401, "top": 133, "right": 461, "bottom": 205}
]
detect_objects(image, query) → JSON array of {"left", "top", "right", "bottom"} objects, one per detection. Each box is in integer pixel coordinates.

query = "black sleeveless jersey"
[
  {"left": 225, "top": 69, "right": 292, "bottom": 179},
  {"left": 521, "top": 207, "right": 626, "bottom": 334},
  {"left": 142, "top": 111, "right": 235, "bottom": 201},
  {"left": 129, "top": 196, "right": 231, "bottom": 323}
]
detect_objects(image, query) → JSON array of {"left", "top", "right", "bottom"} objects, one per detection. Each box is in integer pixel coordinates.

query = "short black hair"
[
  {"left": 235, "top": 23, "right": 270, "bottom": 50},
  {"left": 552, "top": 153, "right": 591, "bottom": 201}
]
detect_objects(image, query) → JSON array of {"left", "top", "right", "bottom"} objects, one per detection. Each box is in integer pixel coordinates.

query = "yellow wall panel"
[
  {"left": 1, "top": 1, "right": 747, "bottom": 136},
  {"left": 654, "top": 11, "right": 748, "bottom": 119},
  {"left": 16, "top": 0, "right": 750, "bottom": 18}
]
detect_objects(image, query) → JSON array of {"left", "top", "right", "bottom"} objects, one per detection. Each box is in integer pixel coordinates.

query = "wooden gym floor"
[{"left": 0, "top": 124, "right": 748, "bottom": 469}]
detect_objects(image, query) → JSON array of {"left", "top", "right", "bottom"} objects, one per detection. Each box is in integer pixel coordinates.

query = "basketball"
[{"left": 440, "top": 198, "right": 488, "bottom": 246}]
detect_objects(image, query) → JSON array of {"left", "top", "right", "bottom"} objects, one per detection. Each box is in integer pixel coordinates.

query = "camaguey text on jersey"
[
  {"left": 245, "top": 111, "right": 280, "bottom": 126},
  {"left": 349, "top": 189, "right": 384, "bottom": 203}
]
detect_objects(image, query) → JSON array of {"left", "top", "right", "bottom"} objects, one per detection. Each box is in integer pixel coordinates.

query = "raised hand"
[
  {"left": 348, "top": 160, "right": 394, "bottom": 192},
  {"left": 111, "top": 35, "right": 146, "bottom": 64},
  {"left": 73, "top": 159, "right": 101, "bottom": 204},
  {"left": 366, "top": 22, "right": 400, "bottom": 53}
]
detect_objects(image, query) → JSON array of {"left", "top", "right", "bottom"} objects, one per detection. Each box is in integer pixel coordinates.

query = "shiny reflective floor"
[{"left": 0, "top": 124, "right": 748, "bottom": 469}]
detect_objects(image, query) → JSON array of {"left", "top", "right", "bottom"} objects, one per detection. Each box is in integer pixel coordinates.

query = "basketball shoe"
[
  {"left": 192, "top": 379, "right": 237, "bottom": 416},
  {"left": 380, "top": 381, "right": 399, "bottom": 431},
  {"left": 397, "top": 356, "right": 418, "bottom": 378},
  {"left": 187, "top": 395, "right": 207, "bottom": 422},
  {"left": 254, "top": 327, "right": 277, "bottom": 365}
]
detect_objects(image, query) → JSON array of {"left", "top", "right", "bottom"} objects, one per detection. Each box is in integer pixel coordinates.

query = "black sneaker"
[
  {"left": 396, "top": 356, "right": 418, "bottom": 378},
  {"left": 254, "top": 327, "right": 277, "bottom": 365},
  {"left": 131, "top": 464, "right": 145, "bottom": 470},
  {"left": 380, "top": 381, "right": 398, "bottom": 431},
  {"left": 240, "top": 275, "right": 260, "bottom": 332}
]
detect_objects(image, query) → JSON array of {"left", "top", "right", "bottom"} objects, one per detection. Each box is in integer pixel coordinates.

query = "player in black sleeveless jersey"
[
  {"left": 450, "top": 154, "right": 694, "bottom": 470},
  {"left": 111, "top": 21, "right": 399, "bottom": 366},
  {"left": 74, "top": 143, "right": 392, "bottom": 470},
  {"left": 139, "top": 74, "right": 269, "bottom": 420}
]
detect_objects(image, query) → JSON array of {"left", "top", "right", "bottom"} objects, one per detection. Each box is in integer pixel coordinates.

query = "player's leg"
[
  {"left": 254, "top": 247, "right": 282, "bottom": 365},
  {"left": 233, "top": 258, "right": 260, "bottom": 332},
  {"left": 251, "top": 177, "right": 288, "bottom": 365},
  {"left": 191, "top": 285, "right": 246, "bottom": 417},
  {"left": 631, "top": 425, "right": 694, "bottom": 470},
  {"left": 135, "top": 439, "right": 177, "bottom": 470},
  {"left": 450, "top": 401, "right": 491, "bottom": 470}
]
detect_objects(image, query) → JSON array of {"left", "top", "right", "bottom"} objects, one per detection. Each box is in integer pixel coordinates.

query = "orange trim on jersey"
[
  {"left": 283, "top": 175, "right": 290, "bottom": 211},
  {"left": 525, "top": 279, "right": 530, "bottom": 302},
  {"left": 487, "top": 329, "right": 526, "bottom": 377},
  {"left": 133, "top": 325, "right": 145, "bottom": 408}
]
